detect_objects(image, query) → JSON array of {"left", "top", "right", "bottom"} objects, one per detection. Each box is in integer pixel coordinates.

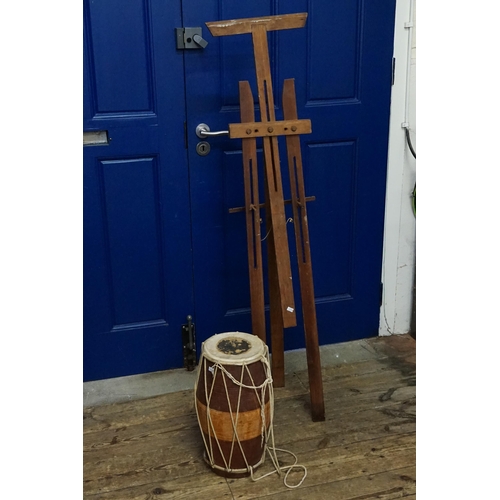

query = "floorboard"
[{"left": 83, "top": 334, "right": 416, "bottom": 499}]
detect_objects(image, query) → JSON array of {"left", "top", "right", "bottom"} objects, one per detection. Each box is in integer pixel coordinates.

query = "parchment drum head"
[{"left": 202, "top": 332, "right": 266, "bottom": 365}]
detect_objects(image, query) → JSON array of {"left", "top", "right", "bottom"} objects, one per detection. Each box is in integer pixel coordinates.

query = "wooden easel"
[{"left": 206, "top": 13, "right": 325, "bottom": 422}]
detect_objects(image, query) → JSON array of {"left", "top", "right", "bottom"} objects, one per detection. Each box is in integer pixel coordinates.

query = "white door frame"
[{"left": 379, "top": 0, "right": 416, "bottom": 336}]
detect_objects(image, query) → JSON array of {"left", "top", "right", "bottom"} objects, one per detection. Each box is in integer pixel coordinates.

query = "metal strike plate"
[
  {"left": 175, "top": 28, "right": 208, "bottom": 49},
  {"left": 83, "top": 130, "right": 109, "bottom": 146}
]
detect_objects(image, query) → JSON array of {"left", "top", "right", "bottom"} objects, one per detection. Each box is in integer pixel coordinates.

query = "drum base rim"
[{"left": 202, "top": 450, "right": 265, "bottom": 478}]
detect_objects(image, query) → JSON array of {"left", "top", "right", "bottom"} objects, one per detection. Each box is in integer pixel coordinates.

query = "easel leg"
[
  {"left": 239, "top": 81, "right": 266, "bottom": 343},
  {"left": 283, "top": 79, "right": 325, "bottom": 421},
  {"left": 265, "top": 196, "right": 285, "bottom": 387}
]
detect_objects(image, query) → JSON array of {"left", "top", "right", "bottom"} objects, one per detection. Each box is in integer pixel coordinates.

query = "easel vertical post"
[
  {"left": 251, "top": 23, "right": 296, "bottom": 331},
  {"left": 239, "top": 81, "right": 266, "bottom": 343}
]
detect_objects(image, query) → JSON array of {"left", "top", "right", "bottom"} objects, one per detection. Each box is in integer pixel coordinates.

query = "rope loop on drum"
[
  {"left": 212, "top": 358, "right": 272, "bottom": 391},
  {"left": 194, "top": 336, "right": 307, "bottom": 490}
]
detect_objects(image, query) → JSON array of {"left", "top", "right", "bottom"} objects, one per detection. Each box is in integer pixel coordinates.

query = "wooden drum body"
[{"left": 195, "top": 332, "right": 273, "bottom": 477}]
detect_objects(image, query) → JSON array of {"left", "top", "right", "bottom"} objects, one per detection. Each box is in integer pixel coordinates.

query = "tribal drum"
[{"left": 194, "top": 332, "right": 273, "bottom": 477}]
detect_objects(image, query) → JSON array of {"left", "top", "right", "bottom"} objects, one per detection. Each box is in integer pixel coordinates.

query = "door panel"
[
  {"left": 87, "top": 0, "right": 154, "bottom": 113},
  {"left": 184, "top": 0, "right": 396, "bottom": 350},
  {"left": 306, "top": 0, "right": 359, "bottom": 101},
  {"left": 83, "top": 0, "right": 192, "bottom": 381}
]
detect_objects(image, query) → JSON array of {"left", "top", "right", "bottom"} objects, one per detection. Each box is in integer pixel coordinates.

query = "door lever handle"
[{"left": 196, "top": 123, "right": 229, "bottom": 138}]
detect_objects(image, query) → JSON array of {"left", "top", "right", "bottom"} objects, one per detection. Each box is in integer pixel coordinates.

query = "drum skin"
[{"left": 195, "top": 337, "right": 271, "bottom": 477}]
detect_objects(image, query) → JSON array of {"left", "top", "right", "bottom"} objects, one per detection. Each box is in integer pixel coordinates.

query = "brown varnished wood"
[
  {"left": 252, "top": 23, "right": 296, "bottom": 329},
  {"left": 195, "top": 356, "right": 269, "bottom": 413},
  {"left": 239, "top": 81, "right": 266, "bottom": 342},
  {"left": 265, "top": 181, "right": 285, "bottom": 388},
  {"left": 206, "top": 13, "right": 307, "bottom": 37},
  {"left": 229, "top": 118, "right": 311, "bottom": 139},
  {"left": 251, "top": 24, "right": 289, "bottom": 381},
  {"left": 196, "top": 401, "right": 271, "bottom": 441},
  {"left": 282, "top": 78, "right": 325, "bottom": 421}
]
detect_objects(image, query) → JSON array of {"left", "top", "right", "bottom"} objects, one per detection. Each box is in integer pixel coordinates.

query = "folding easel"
[{"left": 206, "top": 13, "right": 325, "bottom": 422}]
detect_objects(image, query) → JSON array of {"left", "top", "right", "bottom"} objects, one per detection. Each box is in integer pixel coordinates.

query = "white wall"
[{"left": 379, "top": 0, "right": 416, "bottom": 336}]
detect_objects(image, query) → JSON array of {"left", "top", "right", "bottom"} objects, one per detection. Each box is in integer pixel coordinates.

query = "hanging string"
[{"left": 261, "top": 218, "right": 294, "bottom": 242}]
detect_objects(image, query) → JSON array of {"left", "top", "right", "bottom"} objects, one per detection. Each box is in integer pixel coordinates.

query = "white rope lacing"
[{"left": 194, "top": 348, "right": 307, "bottom": 489}]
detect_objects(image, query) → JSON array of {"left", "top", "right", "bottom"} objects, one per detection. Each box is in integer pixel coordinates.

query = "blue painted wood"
[
  {"left": 83, "top": 0, "right": 192, "bottom": 381},
  {"left": 183, "top": 0, "right": 396, "bottom": 352},
  {"left": 87, "top": 0, "right": 154, "bottom": 114},
  {"left": 84, "top": 0, "right": 396, "bottom": 381}
]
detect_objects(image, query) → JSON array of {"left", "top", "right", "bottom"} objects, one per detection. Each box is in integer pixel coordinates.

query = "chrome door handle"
[{"left": 196, "top": 123, "right": 229, "bottom": 138}]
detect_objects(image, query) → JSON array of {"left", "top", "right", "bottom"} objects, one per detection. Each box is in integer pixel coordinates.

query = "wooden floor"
[{"left": 83, "top": 334, "right": 416, "bottom": 499}]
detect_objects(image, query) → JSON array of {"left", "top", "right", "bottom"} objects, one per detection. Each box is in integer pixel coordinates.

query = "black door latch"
[{"left": 181, "top": 315, "right": 197, "bottom": 371}]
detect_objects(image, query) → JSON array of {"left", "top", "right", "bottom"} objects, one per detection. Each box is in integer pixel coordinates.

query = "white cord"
[{"left": 250, "top": 447, "right": 307, "bottom": 489}]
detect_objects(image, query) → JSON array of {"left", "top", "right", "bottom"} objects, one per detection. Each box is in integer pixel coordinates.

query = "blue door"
[
  {"left": 83, "top": 0, "right": 192, "bottom": 381},
  {"left": 84, "top": 0, "right": 396, "bottom": 381},
  {"left": 184, "top": 0, "right": 396, "bottom": 352}
]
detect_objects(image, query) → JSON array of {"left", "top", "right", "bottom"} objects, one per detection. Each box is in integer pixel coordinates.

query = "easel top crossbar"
[{"left": 206, "top": 13, "right": 307, "bottom": 36}]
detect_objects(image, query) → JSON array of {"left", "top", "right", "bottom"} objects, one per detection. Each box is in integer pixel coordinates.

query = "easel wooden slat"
[
  {"left": 282, "top": 78, "right": 325, "bottom": 421},
  {"left": 252, "top": 23, "right": 296, "bottom": 329},
  {"left": 265, "top": 180, "right": 285, "bottom": 388},
  {"left": 229, "top": 119, "right": 311, "bottom": 139},
  {"left": 206, "top": 13, "right": 307, "bottom": 37},
  {"left": 239, "top": 81, "right": 266, "bottom": 343}
]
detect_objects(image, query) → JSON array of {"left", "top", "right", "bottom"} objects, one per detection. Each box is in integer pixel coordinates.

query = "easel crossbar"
[
  {"left": 206, "top": 13, "right": 307, "bottom": 36},
  {"left": 229, "top": 119, "right": 311, "bottom": 139}
]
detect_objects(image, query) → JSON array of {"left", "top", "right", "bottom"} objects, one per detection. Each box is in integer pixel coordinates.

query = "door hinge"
[
  {"left": 391, "top": 57, "right": 396, "bottom": 85},
  {"left": 175, "top": 28, "right": 208, "bottom": 49},
  {"left": 181, "top": 315, "right": 197, "bottom": 371},
  {"left": 380, "top": 283, "right": 384, "bottom": 307}
]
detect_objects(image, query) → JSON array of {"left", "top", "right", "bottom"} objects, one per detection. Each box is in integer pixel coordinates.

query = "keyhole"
[{"left": 196, "top": 141, "right": 210, "bottom": 156}]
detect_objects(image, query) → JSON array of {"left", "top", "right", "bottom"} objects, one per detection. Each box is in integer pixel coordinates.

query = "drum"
[{"left": 194, "top": 332, "right": 273, "bottom": 478}]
